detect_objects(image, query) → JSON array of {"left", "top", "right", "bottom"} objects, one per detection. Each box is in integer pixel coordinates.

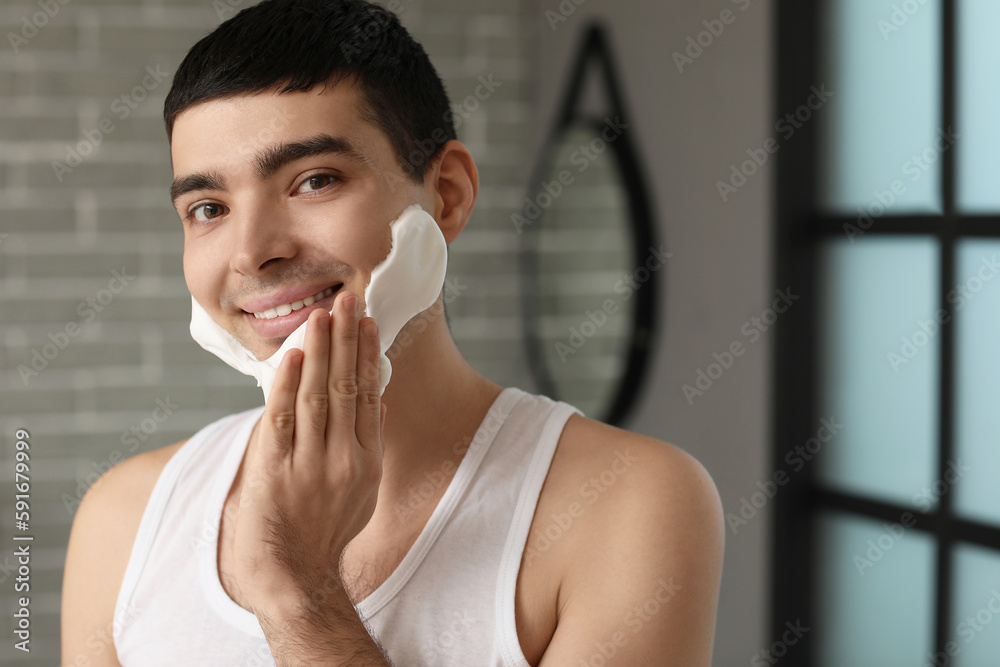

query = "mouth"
[
  {"left": 248, "top": 284, "right": 342, "bottom": 319},
  {"left": 242, "top": 283, "right": 344, "bottom": 342}
]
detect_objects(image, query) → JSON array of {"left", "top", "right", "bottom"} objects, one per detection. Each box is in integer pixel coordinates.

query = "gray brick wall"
[{"left": 0, "top": 0, "right": 537, "bottom": 662}]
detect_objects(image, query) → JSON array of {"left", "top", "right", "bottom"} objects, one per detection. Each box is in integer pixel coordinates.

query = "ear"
[{"left": 427, "top": 140, "right": 478, "bottom": 244}]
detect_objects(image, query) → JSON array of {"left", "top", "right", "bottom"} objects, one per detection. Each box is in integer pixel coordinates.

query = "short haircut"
[{"left": 163, "top": 0, "right": 457, "bottom": 183}]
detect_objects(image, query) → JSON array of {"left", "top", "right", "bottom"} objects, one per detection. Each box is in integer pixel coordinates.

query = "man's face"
[{"left": 170, "top": 79, "right": 429, "bottom": 361}]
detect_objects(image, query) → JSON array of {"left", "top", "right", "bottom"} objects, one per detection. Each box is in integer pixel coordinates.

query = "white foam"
[{"left": 188, "top": 203, "right": 448, "bottom": 403}]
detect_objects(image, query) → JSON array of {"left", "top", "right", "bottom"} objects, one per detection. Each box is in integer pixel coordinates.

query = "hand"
[{"left": 233, "top": 290, "right": 386, "bottom": 615}]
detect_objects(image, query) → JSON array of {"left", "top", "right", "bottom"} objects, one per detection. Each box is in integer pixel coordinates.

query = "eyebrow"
[{"left": 169, "top": 133, "right": 369, "bottom": 208}]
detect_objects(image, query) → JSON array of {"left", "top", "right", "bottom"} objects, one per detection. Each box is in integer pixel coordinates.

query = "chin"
[
  {"left": 233, "top": 322, "right": 281, "bottom": 361},
  {"left": 251, "top": 346, "right": 278, "bottom": 362}
]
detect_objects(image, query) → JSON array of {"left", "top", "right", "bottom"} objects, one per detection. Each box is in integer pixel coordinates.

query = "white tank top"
[{"left": 112, "top": 386, "right": 583, "bottom": 666}]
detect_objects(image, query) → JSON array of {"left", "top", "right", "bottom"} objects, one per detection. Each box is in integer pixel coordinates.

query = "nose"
[{"left": 227, "top": 196, "right": 298, "bottom": 275}]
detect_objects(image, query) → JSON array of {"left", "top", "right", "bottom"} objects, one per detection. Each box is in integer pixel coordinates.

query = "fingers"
[
  {"left": 295, "top": 307, "right": 332, "bottom": 462},
  {"left": 328, "top": 290, "right": 360, "bottom": 442},
  {"left": 258, "top": 347, "right": 302, "bottom": 474},
  {"left": 356, "top": 316, "right": 382, "bottom": 454}
]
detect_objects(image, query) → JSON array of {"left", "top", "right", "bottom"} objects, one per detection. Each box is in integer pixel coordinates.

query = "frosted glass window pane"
[
  {"left": 949, "top": 544, "right": 1000, "bottom": 667},
  {"left": 820, "top": 0, "right": 942, "bottom": 214},
  {"left": 958, "top": 0, "right": 1000, "bottom": 211},
  {"left": 815, "top": 511, "right": 936, "bottom": 666},
  {"left": 817, "top": 237, "right": 938, "bottom": 506},
  {"left": 954, "top": 240, "right": 1000, "bottom": 525}
]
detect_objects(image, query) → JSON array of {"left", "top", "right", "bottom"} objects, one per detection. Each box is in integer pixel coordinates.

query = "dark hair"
[{"left": 163, "top": 0, "right": 457, "bottom": 183}]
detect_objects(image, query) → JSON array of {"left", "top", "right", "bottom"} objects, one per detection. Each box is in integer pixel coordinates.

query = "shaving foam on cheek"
[{"left": 188, "top": 203, "right": 448, "bottom": 404}]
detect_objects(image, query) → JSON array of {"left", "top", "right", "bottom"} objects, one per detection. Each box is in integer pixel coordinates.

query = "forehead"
[{"left": 169, "top": 80, "right": 388, "bottom": 175}]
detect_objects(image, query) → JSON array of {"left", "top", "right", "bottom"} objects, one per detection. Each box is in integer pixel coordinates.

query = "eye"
[
  {"left": 186, "top": 202, "right": 227, "bottom": 224},
  {"left": 296, "top": 173, "right": 339, "bottom": 194}
]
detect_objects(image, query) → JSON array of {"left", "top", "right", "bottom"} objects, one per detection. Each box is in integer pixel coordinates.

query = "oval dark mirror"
[{"left": 518, "top": 22, "right": 659, "bottom": 426}]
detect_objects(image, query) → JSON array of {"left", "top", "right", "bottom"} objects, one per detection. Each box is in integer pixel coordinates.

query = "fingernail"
[
  {"left": 343, "top": 293, "right": 358, "bottom": 316},
  {"left": 363, "top": 318, "right": 378, "bottom": 339}
]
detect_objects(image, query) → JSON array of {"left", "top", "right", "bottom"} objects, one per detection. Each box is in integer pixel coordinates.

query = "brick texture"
[{"left": 0, "top": 0, "right": 537, "bottom": 662}]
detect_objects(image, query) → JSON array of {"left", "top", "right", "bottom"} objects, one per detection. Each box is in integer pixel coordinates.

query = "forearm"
[{"left": 256, "top": 576, "right": 393, "bottom": 667}]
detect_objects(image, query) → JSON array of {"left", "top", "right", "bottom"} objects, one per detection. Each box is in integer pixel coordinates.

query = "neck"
[{"left": 378, "top": 297, "right": 504, "bottom": 498}]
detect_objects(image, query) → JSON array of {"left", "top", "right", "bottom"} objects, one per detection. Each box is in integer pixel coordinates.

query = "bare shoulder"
[
  {"left": 548, "top": 413, "right": 724, "bottom": 556},
  {"left": 554, "top": 413, "right": 722, "bottom": 502},
  {"left": 533, "top": 414, "right": 724, "bottom": 665},
  {"left": 60, "top": 438, "right": 190, "bottom": 667}
]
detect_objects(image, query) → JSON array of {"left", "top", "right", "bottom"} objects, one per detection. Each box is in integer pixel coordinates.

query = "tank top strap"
[
  {"left": 112, "top": 407, "right": 262, "bottom": 645},
  {"left": 494, "top": 398, "right": 583, "bottom": 666}
]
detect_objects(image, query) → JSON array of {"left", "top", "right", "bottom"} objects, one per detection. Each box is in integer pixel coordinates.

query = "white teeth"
[{"left": 253, "top": 286, "right": 337, "bottom": 320}]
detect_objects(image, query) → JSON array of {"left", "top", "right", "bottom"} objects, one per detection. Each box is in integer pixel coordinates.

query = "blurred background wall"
[
  {"left": 531, "top": 1, "right": 773, "bottom": 663},
  {"left": 0, "top": 0, "right": 773, "bottom": 664}
]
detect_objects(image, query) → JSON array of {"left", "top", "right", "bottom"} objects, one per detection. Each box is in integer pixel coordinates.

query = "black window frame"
[{"left": 773, "top": 0, "right": 1000, "bottom": 663}]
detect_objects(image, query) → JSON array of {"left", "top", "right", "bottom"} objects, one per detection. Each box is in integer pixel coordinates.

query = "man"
[{"left": 61, "top": 1, "right": 724, "bottom": 665}]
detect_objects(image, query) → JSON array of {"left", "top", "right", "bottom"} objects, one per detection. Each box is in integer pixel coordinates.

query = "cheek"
[
  {"left": 303, "top": 204, "right": 394, "bottom": 273},
  {"left": 367, "top": 218, "right": 395, "bottom": 268},
  {"left": 182, "top": 244, "right": 222, "bottom": 306},
  {"left": 350, "top": 216, "right": 395, "bottom": 314},
  {"left": 182, "top": 250, "right": 197, "bottom": 294},
  {"left": 359, "top": 219, "right": 394, "bottom": 293}
]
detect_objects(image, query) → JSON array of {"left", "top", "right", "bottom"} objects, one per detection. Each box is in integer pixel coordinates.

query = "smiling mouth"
[{"left": 247, "top": 284, "right": 343, "bottom": 320}]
